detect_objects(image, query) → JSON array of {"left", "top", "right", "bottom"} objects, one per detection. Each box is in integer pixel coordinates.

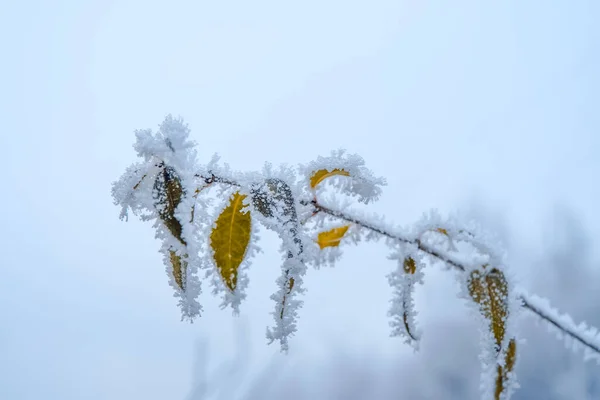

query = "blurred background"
[{"left": 1, "top": 1, "right": 599, "bottom": 399}]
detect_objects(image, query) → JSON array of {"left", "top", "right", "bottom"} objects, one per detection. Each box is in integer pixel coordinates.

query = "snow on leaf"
[
  {"left": 467, "top": 266, "right": 517, "bottom": 400},
  {"left": 316, "top": 225, "right": 350, "bottom": 249},
  {"left": 495, "top": 339, "right": 517, "bottom": 400},
  {"left": 468, "top": 267, "right": 508, "bottom": 350},
  {"left": 210, "top": 192, "right": 251, "bottom": 292},
  {"left": 309, "top": 168, "right": 350, "bottom": 189},
  {"left": 113, "top": 116, "right": 206, "bottom": 320},
  {"left": 153, "top": 163, "right": 186, "bottom": 245},
  {"left": 249, "top": 175, "right": 309, "bottom": 352}
]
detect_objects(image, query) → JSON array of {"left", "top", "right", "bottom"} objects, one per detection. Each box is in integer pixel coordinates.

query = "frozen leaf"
[
  {"left": 250, "top": 178, "right": 296, "bottom": 223},
  {"left": 468, "top": 267, "right": 508, "bottom": 349},
  {"left": 309, "top": 168, "right": 350, "bottom": 189},
  {"left": 388, "top": 246, "right": 424, "bottom": 350},
  {"left": 210, "top": 192, "right": 251, "bottom": 292},
  {"left": 403, "top": 257, "right": 416, "bottom": 274},
  {"left": 299, "top": 149, "right": 386, "bottom": 204},
  {"left": 153, "top": 163, "right": 186, "bottom": 245},
  {"left": 495, "top": 339, "right": 517, "bottom": 400},
  {"left": 316, "top": 225, "right": 350, "bottom": 249},
  {"left": 467, "top": 266, "right": 517, "bottom": 400},
  {"left": 251, "top": 177, "right": 309, "bottom": 351},
  {"left": 170, "top": 250, "right": 185, "bottom": 290}
]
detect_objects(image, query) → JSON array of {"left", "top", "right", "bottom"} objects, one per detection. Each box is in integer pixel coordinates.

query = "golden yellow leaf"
[
  {"left": 169, "top": 250, "right": 185, "bottom": 290},
  {"left": 309, "top": 168, "right": 350, "bottom": 189},
  {"left": 317, "top": 225, "right": 350, "bottom": 249},
  {"left": 437, "top": 228, "right": 448, "bottom": 236},
  {"left": 468, "top": 267, "right": 508, "bottom": 349},
  {"left": 210, "top": 192, "right": 252, "bottom": 292}
]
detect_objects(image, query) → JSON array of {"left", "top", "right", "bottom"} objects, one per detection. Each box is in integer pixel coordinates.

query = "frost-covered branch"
[
  {"left": 519, "top": 292, "right": 600, "bottom": 360},
  {"left": 309, "top": 198, "right": 600, "bottom": 362},
  {"left": 112, "top": 115, "right": 600, "bottom": 400}
]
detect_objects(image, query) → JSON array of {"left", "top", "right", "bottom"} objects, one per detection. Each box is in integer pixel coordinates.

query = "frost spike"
[{"left": 210, "top": 192, "right": 251, "bottom": 292}]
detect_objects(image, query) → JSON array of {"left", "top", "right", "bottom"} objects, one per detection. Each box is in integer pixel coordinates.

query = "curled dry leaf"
[
  {"left": 309, "top": 168, "right": 350, "bottom": 189},
  {"left": 317, "top": 225, "right": 350, "bottom": 249},
  {"left": 210, "top": 192, "right": 252, "bottom": 292}
]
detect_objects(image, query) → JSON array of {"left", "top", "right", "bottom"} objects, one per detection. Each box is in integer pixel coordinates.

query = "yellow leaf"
[
  {"left": 468, "top": 267, "right": 508, "bottom": 349},
  {"left": 317, "top": 225, "right": 350, "bottom": 249},
  {"left": 210, "top": 192, "right": 252, "bottom": 292},
  {"left": 310, "top": 168, "right": 350, "bottom": 189},
  {"left": 436, "top": 228, "right": 448, "bottom": 236},
  {"left": 495, "top": 339, "right": 517, "bottom": 400},
  {"left": 403, "top": 257, "right": 416, "bottom": 274},
  {"left": 169, "top": 250, "right": 185, "bottom": 290},
  {"left": 468, "top": 267, "right": 514, "bottom": 400}
]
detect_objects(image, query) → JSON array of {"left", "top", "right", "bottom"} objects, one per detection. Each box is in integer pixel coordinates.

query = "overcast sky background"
[{"left": 1, "top": 1, "right": 600, "bottom": 399}]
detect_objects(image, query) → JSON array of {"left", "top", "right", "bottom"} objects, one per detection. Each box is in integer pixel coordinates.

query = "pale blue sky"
[{"left": 1, "top": 1, "right": 599, "bottom": 399}]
